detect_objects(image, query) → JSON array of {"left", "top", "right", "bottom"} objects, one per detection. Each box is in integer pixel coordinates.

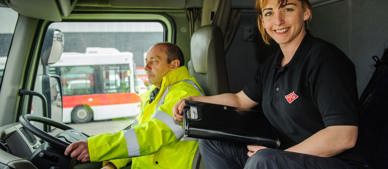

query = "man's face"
[{"left": 144, "top": 45, "right": 177, "bottom": 87}]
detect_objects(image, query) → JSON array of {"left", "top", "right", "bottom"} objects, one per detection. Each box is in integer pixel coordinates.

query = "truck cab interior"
[{"left": 0, "top": 0, "right": 387, "bottom": 169}]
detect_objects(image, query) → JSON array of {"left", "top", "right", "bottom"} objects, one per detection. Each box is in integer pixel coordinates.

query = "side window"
[
  {"left": 0, "top": 7, "right": 18, "bottom": 89},
  {"left": 34, "top": 22, "right": 164, "bottom": 136}
]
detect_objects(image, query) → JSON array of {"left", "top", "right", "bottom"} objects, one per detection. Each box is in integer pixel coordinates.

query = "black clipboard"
[{"left": 183, "top": 100, "right": 280, "bottom": 148}]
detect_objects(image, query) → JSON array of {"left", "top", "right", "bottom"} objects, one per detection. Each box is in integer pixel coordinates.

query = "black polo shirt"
[{"left": 243, "top": 34, "right": 361, "bottom": 161}]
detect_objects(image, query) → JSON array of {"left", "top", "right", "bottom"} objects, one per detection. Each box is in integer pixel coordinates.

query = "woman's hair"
[{"left": 256, "top": 0, "right": 312, "bottom": 44}]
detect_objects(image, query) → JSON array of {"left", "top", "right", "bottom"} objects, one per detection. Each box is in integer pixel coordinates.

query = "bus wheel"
[{"left": 71, "top": 106, "right": 93, "bottom": 123}]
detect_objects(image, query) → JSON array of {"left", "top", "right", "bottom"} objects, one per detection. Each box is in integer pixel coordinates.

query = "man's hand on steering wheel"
[{"left": 64, "top": 141, "right": 90, "bottom": 162}]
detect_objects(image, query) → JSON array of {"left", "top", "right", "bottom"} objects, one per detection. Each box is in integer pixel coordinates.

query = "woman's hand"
[
  {"left": 173, "top": 99, "right": 188, "bottom": 122},
  {"left": 247, "top": 145, "right": 267, "bottom": 157}
]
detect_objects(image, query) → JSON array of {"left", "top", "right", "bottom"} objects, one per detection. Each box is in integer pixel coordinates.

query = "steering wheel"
[{"left": 19, "top": 114, "right": 83, "bottom": 150}]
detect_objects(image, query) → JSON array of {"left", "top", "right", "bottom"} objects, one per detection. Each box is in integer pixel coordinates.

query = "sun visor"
[{"left": 6, "top": 0, "right": 76, "bottom": 21}]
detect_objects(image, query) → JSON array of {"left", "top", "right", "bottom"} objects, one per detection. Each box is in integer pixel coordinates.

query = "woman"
[{"left": 174, "top": 0, "right": 367, "bottom": 168}]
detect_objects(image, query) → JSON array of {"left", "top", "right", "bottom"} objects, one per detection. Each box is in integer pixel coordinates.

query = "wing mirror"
[{"left": 41, "top": 28, "right": 64, "bottom": 66}]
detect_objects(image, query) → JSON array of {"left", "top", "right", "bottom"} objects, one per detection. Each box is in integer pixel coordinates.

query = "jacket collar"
[
  {"left": 159, "top": 66, "right": 191, "bottom": 90},
  {"left": 142, "top": 66, "right": 191, "bottom": 102}
]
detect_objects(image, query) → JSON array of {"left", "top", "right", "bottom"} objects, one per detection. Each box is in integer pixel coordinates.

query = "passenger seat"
[
  {"left": 188, "top": 25, "right": 229, "bottom": 95},
  {"left": 187, "top": 25, "right": 229, "bottom": 169}
]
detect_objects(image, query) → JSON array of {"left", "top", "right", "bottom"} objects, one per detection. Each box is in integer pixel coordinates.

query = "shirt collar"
[{"left": 274, "top": 33, "right": 313, "bottom": 69}]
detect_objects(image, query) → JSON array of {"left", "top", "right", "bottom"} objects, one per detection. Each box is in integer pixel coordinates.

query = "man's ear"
[{"left": 169, "top": 59, "right": 180, "bottom": 69}]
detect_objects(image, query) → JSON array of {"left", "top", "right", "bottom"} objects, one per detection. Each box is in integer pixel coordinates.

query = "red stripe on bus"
[{"left": 62, "top": 93, "right": 141, "bottom": 108}]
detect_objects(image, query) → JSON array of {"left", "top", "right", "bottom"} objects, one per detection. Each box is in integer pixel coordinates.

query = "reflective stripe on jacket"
[{"left": 88, "top": 66, "right": 203, "bottom": 169}]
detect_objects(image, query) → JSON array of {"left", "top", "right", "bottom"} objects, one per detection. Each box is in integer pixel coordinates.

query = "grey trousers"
[{"left": 199, "top": 139, "right": 366, "bottom": 169}]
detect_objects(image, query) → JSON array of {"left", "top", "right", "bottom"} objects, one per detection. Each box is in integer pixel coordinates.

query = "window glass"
[
  {"left": 34, "top": 22, "right": 164, "bottom": 135},
  {"left": 0, "top": 7, "right": 18, "bottom": 89},
  {"left": 60, "top": 66, "right": 95, "bottom": 95}
]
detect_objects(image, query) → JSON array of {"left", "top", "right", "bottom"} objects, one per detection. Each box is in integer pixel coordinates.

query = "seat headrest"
[{"left": 190, "top": 25, "right": 223, "bottom": 74}]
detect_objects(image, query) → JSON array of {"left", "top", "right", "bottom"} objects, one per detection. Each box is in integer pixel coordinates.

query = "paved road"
[{"left": 68, "top": 118, "right": 134, "bottom": 136}]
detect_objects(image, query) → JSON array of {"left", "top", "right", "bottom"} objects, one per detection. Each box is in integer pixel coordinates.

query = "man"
[{"left": 65, "top": 42, "right": 203, "bottom": 169}]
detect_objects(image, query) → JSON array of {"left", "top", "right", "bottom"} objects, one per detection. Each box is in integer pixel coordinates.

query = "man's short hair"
[{"left": 155, "top": 42, "right": 185, "bottom": 67}]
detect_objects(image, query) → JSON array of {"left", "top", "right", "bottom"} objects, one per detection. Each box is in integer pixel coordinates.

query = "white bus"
[{"left": 50, "top": 48, "right": 141, "bottom": 123}]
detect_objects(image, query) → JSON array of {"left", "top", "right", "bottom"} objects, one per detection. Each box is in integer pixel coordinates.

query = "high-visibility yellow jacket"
[{"left": 87, "top": 66, "right": 203, "bottom": 169}]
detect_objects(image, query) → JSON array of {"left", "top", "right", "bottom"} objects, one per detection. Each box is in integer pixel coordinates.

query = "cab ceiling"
[
  {"left": 76, "top": 0, "right": 202, "bottom": 9},
  {"left": 0, "top": 0, "right": 343, "bottom": 9},
  {"left": 75, "top": 0, "right": 343, "bottom": 9},
  {"left": 0, "top": 0, "right": 342, "bottom": 21}
]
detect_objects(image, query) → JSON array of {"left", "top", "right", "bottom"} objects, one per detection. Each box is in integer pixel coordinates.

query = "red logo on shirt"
[{"left": 285, "top": 91, "right": 299, "bottom": 104}]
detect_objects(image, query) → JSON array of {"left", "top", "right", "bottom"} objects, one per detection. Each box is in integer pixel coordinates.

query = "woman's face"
[{"left": 261, "top": 0, "right": 311, "bottom": 47}]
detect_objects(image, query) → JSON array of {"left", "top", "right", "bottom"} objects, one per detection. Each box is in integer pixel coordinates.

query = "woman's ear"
[{"left": 303, "top": 8, "right": 312, "bottom": 21}]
